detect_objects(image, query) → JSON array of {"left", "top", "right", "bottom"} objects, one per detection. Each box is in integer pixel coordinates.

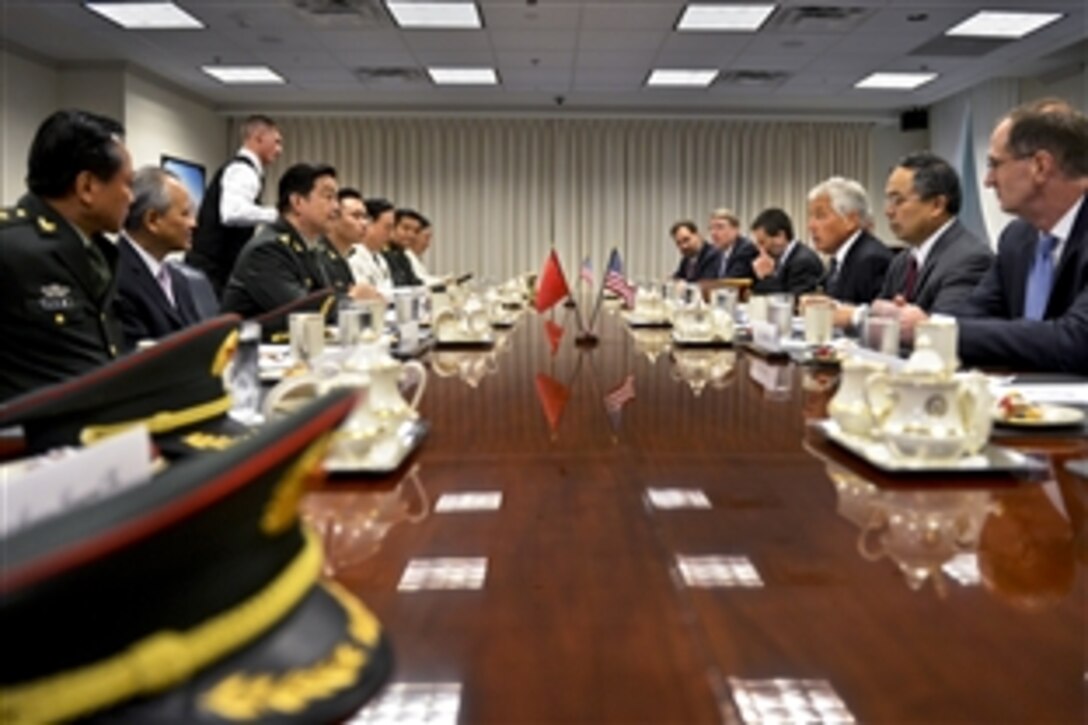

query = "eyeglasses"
[{"left": 986, "top": 153, "right": 1028, "bottom": 171}]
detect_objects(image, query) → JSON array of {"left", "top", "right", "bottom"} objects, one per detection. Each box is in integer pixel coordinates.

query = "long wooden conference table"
[{"left": 308, "top": 305, "right": 1087, "bottom": 723}]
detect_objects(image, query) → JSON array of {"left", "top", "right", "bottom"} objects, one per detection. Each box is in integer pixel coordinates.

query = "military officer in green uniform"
[
  {"left": 221, "top": 164, "right": 382, "bottom": 317},
  {"left": 0, "top": 109, "right": 133, "bottom": 402}
]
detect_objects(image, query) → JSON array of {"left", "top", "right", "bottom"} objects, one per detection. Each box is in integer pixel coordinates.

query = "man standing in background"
[{"left": 187, "top": 114, "right": 282, "bottom": 297}]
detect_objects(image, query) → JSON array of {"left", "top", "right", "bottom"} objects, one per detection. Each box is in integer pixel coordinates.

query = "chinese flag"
[
  {"left": 534, "top": 373, "right": 570, "bottom": 435},
  {"left": 543, "top": 319, "right": 564, "bottom": 356},
  {"left": 534, "top": 250, "right": 570, "bottom": 313}
]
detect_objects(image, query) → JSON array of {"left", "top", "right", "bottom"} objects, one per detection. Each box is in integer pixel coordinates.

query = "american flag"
[
  {"left": 580, "top": 256, "right": 594, "bottom": 287},
  {"left": 603, "top": 248, "right": 635, "bottom": 308},
  {"left": 604, "top": 373, "right": 636, "bottom": 413}
]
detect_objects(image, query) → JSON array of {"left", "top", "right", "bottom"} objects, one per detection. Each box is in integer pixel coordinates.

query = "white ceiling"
[{"left": 1, "top": 0, "right": 1085, "bottom": 117}]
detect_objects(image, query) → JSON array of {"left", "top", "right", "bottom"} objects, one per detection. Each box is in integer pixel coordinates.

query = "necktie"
[
  {"left": 1024, "top": 234, "right": 1058, "bottom": 320},
  {"left": 157, "top": 266, "right": 176, "bottom": 307},
  {"left": 719, "top": 247, "right": 730, "bottom": 277},
  {"left": 902, "top": 254, "right": 919, "bottom": 300},
  {"left": 85, "top": 238, "right": 112, "bottom": 300},
  {"left": 825, "top": 257, "right": 839, "bottom": 294}
]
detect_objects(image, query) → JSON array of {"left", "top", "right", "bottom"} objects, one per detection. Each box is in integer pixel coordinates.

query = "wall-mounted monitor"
[{"left": 160, "top": 155, "right": 206, "bottom": 209}]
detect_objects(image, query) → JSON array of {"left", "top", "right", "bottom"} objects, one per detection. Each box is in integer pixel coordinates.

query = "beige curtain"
[{"left": 248, "top": 116, "right": 872, "bottom": 281}]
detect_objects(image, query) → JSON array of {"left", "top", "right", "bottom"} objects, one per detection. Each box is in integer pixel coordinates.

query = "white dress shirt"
[
  {"left": 219, "top": 147, "right": 277, "bottom": 227},
  {"left": 349, "top": 246, "right": 394, "bottom": 296}
]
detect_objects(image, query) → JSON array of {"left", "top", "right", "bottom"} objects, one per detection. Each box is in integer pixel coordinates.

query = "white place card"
[
  {"left": 0, "top": 426, "right": 153, "bottom": 538},
  {"left": 991, "top": 383, "right": 1088, "bottom": 406},
  {"left": 751, "top": 320, "right": 781, "bottom": 352}
]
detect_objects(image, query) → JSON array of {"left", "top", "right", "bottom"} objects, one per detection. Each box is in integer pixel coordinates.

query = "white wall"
[
  {"left": 123, "top": 71, "right": 228, "bottom": 174},
  {"left": 0, "top": 48, "right": 59, "bottom": 204},
  {"left": 869, "top": 125, "right": 930, "bottom": 246},
  {"left": 1019, "top": 64, "right": 1087, "bottom": 112},
  {"left": 0, "top": 47, "right": 228, "bottom": 205}
]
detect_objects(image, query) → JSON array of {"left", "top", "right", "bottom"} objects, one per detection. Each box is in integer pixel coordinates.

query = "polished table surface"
[{"left": 307, "top": 304, "right": 1088, "bottom": 723}]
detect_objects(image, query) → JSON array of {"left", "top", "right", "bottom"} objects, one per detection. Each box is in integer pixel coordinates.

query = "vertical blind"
[{"left": 249, "top": 116, "right": 873, "bottom": 281}]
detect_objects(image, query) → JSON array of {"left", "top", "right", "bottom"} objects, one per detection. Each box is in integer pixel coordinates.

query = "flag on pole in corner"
[
  {"left": 535, "top": 250, "right": 571, "bottom": 313},
  {"left": 603, "top": 248, "right": 636, "bottom": 309}
]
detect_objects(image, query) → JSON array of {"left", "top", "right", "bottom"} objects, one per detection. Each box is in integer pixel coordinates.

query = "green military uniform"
[
  {"left": 220, "top": 217, "right": 332, "bottom": 318},
  {"left": 383, "top": 242, "right": 422, "bottom": 287},
  {"left": 0, "top": 194, "right": 122, "bottom": 403},
  {"left": 317, "top": 237, "right": 355, "bottom": 296}
]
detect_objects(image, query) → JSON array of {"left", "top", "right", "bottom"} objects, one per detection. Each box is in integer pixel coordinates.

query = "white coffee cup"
[{"left": 917, "top": 315, "right": 958, "bottom": 374}]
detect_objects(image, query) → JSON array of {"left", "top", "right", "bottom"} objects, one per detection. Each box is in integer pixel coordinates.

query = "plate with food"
[{"left": 994, "top": 392, "right": 1086, "bottom": 429}]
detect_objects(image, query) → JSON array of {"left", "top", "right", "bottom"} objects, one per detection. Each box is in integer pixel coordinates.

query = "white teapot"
[
  {"left": 264, "top": 339, "right": 426, "bottom": 468},
  {"left": 863, "top": 342, "right": 993, "bottom": 462},
  {"left": 827, "top": 356, "right": 887, "bottom": 437},
  {"left": 672, "top": 305, "right": 715, "bottom": 341}
]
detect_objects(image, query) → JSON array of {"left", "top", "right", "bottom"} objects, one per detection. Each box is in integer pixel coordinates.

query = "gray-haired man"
[{"left": 113, "top": 166, "right": 212, "bottom": 350}]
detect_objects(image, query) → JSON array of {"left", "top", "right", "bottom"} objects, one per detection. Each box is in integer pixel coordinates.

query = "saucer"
[{"left": 324, "top": 419, "right": 430, "bottom": 475}]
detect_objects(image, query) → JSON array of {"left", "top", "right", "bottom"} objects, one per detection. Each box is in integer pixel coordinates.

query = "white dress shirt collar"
[
  {"left": 123, "top": 232, "right": 166, "bottom": 280},
  {"left": 1046, "top": 194, "right": 1084, "bottom": 264},
  {"left": 833, "top": 229, "right": 863, "bottom": 267},
  {"left": 913, "top": 218, "right": 956, "bottom": 269}
]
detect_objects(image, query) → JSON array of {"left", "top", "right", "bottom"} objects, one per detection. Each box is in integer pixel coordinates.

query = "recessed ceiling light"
[
  {"left": 946, "top": 10, "right": 1063, "bottom": 39},
  {"left": 386, "top": 2, "right": 482, "bottom": 29},
  {"left": 854, "top": 72, "right": 937, "bottom": 90},
  {"left": 428, "top": 67, "right": 498, "bottom": 85},
  {"left": 647, "top": 69, "right": 719, "bottom": 87},
  {"left": 201, "top": 66, "right": 285, "bottom": 84},
  {"left": 677, "top": 4, "right": 777, "bottom": 32},
  {"left": 85, "top": 2, "right": 204, "bottom": 29}
]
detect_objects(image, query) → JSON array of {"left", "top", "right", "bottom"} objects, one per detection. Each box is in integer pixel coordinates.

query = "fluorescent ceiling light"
[
  {"left": 387, "top": 2, "right": 481, "bottom": 29},
  {"left": 946, "top": 11, "right": 1063, "bottom": 39},
  {"left": 85, "top": 2, "right": 204, "bottom": 29},
  {"left": 677, "top": 4, "right": 777, "bottom": 32},
  {"left": 202, "top": 66, "right": 285, "bottom": 84},
  {"left": 647, "top": 69, "right": 719, "bottom": 87},
  {"left": 855, "top": 72, "right": 937, "bottom": 90},
  {"left": 428, "top": 67, "right": 498, "bottom": 85}
]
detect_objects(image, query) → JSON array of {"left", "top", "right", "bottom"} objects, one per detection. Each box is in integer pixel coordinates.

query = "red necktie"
[{"left": 902, "top": 254, "right": 919, "bottom": 300}]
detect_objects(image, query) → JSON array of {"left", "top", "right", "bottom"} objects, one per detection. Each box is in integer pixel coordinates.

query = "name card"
[
  {"left": 1, "top": 426, "right": 153, "bottom": 538},
  {"left": 751, "top": 321, "right": 782, "bottom": 352}
]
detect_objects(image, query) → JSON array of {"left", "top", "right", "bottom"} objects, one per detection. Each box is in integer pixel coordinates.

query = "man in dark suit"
[
  {"left": 113, "top": 167, "right": 208, "bottom": 350},
  {"left": 709, "top": 208, "right": 759, "bottom": 280},
  {"left": 221, "top": 163, "right": 340, "bottom": 318},
  {"left": 895, "top": 99, "right": 1088, "bottom": 373},
  {"left": 750, "top": 208, "right": 824, "bottom": 296},
  {"left": 816, "top": 152, "right": 993, "bottom": 329},
  {"left": 671, "top": 220, "right": 722, "bottom": 282},
  {"left": 0, "top": 109, "right": 132, "bottom": 402},
  {"left": 807, "top": 176, "right": 893, "bottom": 304},
  {"left": 384, "top": 208, "right": 425, "bottom": 287}
]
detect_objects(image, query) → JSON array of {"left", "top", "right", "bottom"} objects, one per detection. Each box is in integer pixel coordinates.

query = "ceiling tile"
[
  {"left": 490, "top": 29, "right": 579, "bottom": 51},
  {"left": 577, "top": 29, "right": 668, "bottom": 51}
]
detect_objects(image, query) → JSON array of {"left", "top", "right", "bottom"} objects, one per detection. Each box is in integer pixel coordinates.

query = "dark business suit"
[
  {"left": 752, "top": 241, "right": 824, "bottom": 296},
  {"left": 0, "top": 193, "right": 122, "bottom": 402},
  {"left": 673, "top": 242, "right": 723, "bottom": 283},
  {"left": 954, "top": 194, "right": 1088, "bottom": 373},
  {"left": 317, "top": 237, "right": 355, "bottom": 296},
  {"left": 877, "top": 220, "right": 993, "bottom": 314},
  {"left": 113, "top": 236, "right": 203, "bottom": 351},
  {"left": 221, "top": 217, "right": 331, "bottom": 318},
  {"left": 716, "top": 236, "right": 759, "bottom": 280},
  {"left": 824, "top": 230, "right": 893, "bottom": 304}
]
